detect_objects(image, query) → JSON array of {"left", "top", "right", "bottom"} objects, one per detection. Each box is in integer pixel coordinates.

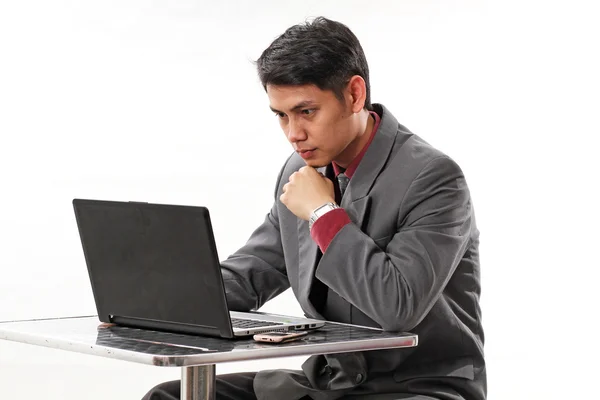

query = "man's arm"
[
  {"left": 316, "top": 156, "right": 474, "bottom": 332},
  {"left": 220, "top": 161, "right": 290, "bottom": 312}
]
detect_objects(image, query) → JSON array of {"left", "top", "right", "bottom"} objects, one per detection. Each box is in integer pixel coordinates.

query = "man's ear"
[{"left": 347, "top": 75, "right": 367, "bottom": 113}]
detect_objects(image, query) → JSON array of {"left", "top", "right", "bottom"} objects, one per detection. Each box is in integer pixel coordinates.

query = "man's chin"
[{"left": 303, "top": 159, "right": 329, "bottom": 168}]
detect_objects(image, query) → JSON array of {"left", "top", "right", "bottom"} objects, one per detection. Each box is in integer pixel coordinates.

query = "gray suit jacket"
[{"left": 221, "top": 104, "right": 486, "bottom": 400}]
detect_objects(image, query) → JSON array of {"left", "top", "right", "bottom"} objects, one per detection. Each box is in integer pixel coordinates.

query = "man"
[{"left": 144, "top": 16, "right": 485, "bottom": 400}]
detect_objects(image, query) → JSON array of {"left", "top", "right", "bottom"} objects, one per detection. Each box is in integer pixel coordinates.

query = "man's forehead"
[{"left": 267, "top": 84, "right": 329, "bottom": 110}]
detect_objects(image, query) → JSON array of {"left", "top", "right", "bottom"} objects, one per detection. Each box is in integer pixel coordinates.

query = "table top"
[{"left": 0, "top": 315, "right": 418, "bottom": 367}]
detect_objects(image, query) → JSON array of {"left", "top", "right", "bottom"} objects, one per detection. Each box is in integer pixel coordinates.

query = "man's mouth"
[{"left": 298, "top": 149, "right": 316, "bottom": 159}]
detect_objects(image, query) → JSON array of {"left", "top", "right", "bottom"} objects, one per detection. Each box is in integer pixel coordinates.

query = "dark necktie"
[{"left": 337, "top": 172, "right": 350, "bottom": 199}]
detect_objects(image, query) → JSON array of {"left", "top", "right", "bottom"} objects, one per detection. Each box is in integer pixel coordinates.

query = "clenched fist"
[{"left": 280, "top": 166, "right": 335, "bottom": 220}]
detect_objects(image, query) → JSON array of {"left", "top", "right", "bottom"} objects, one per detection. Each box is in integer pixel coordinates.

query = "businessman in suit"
[{"left": 143, "top": 17, "right": 485, "bottom": 400}]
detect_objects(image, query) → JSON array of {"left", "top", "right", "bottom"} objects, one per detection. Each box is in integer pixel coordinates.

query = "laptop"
[{"left": 72, "top": 198, "right": 325, "bottom": 338}]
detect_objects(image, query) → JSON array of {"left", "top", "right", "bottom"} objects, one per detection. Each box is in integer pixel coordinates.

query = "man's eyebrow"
[{"left": 269, "top": 101, "right": 317, "bottom": 114}]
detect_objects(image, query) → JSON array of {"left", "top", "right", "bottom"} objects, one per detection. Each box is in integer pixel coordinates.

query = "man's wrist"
[{"left": 308, "top": 202, "right": 340, "bottom": 231}]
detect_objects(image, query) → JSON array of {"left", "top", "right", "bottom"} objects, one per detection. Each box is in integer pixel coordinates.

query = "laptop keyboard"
[{"left": 231, "top": 317, "right": 284, "bottom": 329}]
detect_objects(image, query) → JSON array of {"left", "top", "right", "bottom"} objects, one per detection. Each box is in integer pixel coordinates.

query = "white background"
[{"left": 1, "top": 0, "right": 598, "bottom": 398}]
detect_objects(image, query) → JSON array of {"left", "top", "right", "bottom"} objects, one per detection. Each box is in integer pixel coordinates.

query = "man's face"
[{"left": 267, "top": 84, "right": 356, "bottom": 168}]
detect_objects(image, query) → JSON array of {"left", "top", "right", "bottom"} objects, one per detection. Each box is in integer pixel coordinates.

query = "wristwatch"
[{"left": 308, "top": 202, "right": 340, "bottom": 231}]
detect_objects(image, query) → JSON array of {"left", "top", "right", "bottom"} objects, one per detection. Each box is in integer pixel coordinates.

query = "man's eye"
[
  {"left": 275, "top": 112, "right": 286, "bottom": 118},
  {"left": 301, "top": 109, "right": 314, "bottom": 115}
]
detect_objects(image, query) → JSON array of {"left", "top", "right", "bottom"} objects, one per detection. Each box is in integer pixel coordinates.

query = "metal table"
[{"left": 0, "top": 315, "right": 418, "bottom": 399}]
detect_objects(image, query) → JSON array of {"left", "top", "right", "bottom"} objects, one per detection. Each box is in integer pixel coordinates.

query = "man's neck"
[{"left": 335, "top": 110, "right": 375, "bottom": 169}]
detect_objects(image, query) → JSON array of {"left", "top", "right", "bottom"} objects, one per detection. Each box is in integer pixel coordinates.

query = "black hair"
[{"left": 256, "top": 17, "right": 372, "bottom": 110}]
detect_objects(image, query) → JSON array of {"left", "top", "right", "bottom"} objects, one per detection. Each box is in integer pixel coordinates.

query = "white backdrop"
[{"left": 1, "top": 0, "right": 598, "bottom": 399}]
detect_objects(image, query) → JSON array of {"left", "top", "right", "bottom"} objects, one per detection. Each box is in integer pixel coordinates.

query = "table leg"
[{"left": 181, "top": 364, "right": 216, "bottom": 400}]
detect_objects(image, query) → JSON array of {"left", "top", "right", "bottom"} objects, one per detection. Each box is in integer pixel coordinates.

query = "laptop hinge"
[{"left": 110, "top": 315, "right": 232, "bottom": 338}]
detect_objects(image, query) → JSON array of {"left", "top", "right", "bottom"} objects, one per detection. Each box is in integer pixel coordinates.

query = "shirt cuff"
[{"left": 310, "top": 208, "right": 351, "bottom": 252}]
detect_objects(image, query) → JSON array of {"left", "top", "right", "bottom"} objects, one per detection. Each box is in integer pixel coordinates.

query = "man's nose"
[{"left": 286, "top": 119, "right": 306, "bottom": 142}]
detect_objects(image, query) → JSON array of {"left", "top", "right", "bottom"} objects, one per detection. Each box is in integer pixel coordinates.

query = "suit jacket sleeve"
[
  {"left": 315, "top": 156, "right": 473, "bottom": 332},
  {"left": 220, "top": 161, "right": 290, "bottom": 312}
]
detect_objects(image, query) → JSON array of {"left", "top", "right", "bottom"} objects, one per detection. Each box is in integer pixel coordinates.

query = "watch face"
[
  {"left": 309, "top": 203, "right": 339, "bottom": 231},
  {"left": 318, "top": 203, "right": 337, "bottom": 215}
]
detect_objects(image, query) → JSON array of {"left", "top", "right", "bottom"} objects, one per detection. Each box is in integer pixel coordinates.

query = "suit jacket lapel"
[{"left": 341, "top": 104, "right": 399, "bottom": 227}]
